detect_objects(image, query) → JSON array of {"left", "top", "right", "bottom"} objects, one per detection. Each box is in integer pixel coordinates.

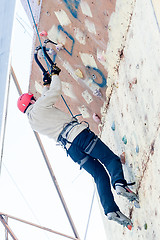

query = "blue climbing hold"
[
  {"left": 111, "top": 121, "right": 115, "bottom": 131},
  {"left": 122, "top": 135, "right": 127, "bottom": 144},
  {"left": 136, "top": 145, "right": 139, "bottom": 153}
]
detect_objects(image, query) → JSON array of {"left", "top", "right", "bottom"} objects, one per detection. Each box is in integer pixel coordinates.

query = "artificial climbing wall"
[
  {"left": 100, "top": 1, "right": 160, "bottom": 239},
  {"left": 22, "top": 0, "right": 160, "bottom": 239},
  {"left": 27, "top": 0, "right": 117, "bottom": 134}
]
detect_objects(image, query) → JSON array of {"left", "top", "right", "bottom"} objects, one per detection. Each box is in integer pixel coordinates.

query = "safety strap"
[
  {"left": 78, "top": 135, "right": 98, "bottom": 169},
  {"left": 57, "top": 120, "right": 80, "bottom": 150},
  {"left": 57, "top": 120, "right": 90, "bottom": 155},
  {"left": 57, "top": 121, "right": 80, "bottom": 145},
  {"left": 84, "top": 136, "right": 98, "bottom": 154},
  {"left": 79, "top": 156, "right": 89, "bottom": 169}
]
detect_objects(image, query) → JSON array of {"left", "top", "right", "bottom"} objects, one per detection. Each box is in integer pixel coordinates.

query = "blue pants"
[{"left": 67, "top": 129, "right": 127, "bottom": 214}]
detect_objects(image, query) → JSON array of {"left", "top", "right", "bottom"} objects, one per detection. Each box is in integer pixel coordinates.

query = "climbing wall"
[
  {"left": 27, "top": 0, "right": 117, "bottom": 134},
  {"left": 23, "top": 0, "right": 160, "bottom": 239},
  {"left": 100, "top": 0, "right": 160, "bottom": 239}
]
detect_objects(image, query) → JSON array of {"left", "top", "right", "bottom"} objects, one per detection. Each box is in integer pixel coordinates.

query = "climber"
[{"left": 17, "top": 63, "right": 138, "bottom": 229}]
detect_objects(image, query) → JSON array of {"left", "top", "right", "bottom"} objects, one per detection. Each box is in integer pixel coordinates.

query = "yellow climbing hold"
[{"left": 75, "top": 69, "right": 83, "bottom": 79}]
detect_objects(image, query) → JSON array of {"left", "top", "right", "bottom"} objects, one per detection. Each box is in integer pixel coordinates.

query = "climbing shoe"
[
  {"left": 115, "top": 182, "right": 140, "bottom": 208},
  {"left": 107, "top": 211, "right": 133, "bottom": 230},
  {"left": 51, "top": 63, "right": 61, "bottom": 75}
]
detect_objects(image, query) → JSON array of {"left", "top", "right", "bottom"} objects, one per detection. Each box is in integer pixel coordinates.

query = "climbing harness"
[
  {"left": 57, "top": 119, "right": 90, "bottom": 147},
  {"left": 57, "top": 119, "right": 80, "bottom": 146}
]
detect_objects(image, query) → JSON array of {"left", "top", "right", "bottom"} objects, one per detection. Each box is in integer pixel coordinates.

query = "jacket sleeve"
[{"left": 39, "top": 75, "right": 62, "bottom": 107}]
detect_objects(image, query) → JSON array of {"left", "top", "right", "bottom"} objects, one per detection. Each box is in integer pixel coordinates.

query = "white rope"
[
  {"left": 84, "top": 186, "right": 96, "bottom": 240},
  {"left": 0, "top": 72, "right": 11, "bottom": 175}
]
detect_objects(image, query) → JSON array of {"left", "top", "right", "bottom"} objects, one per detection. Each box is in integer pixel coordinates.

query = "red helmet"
[{"left": 17, "top": 93, "right": 34, "bottom": 113}]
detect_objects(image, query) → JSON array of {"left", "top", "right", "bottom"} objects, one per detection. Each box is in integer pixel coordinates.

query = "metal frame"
[
  {"left": 0, "top": 66, "right": 80, "bottom": 240},
  {"left": 0, "top": 213, "right": 78, "bottom": 240},
  {"left": 0, "top": 215, "right": 18, "bottom": 240}
]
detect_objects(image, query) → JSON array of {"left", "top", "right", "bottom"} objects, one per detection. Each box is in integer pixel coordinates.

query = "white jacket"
[{"left": 26, "top": 75, "right": 87, "bottom": 146}]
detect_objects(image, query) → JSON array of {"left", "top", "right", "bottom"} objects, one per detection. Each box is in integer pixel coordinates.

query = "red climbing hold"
[
  {"left": 93, "top": 113, "right": 101, "bottom": 124},
  {"left": 120, "top": 152, "right": 126, "bottom": 164},
  {"left": 127, "top": 224, "right": 132, "bottom": 231},
  {"left": 39, "top": 31, "right": 48, "bottom": 37}
]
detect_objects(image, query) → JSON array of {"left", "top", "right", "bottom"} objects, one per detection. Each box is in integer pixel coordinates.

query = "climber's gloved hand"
[
  {"left": 43, "top": 71, "right": 52, "bottom": 85},
  {"left": 51, "top": 63, "right": 61, "bottom": 75}
]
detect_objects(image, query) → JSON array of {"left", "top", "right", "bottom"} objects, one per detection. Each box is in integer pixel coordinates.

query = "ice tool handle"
[
  {"left": 34, "top": 46, "right": 47, "bottom": 74},
  {"left": 34, "top": 39, "right": 76, "bottom": 118},
  {"left": 43, "top": 39, "right": 58, "bottom": 68},
  {"left": 34, "top": 45, "right": 52, "bottom": 85},
  {"left": 34, "top": 39, "right": 57, "bottom": 75}
]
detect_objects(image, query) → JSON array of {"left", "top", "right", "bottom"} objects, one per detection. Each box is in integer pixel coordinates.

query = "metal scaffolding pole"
[
  {"left": 11, "top": 66, "right": 80, "bottom": 240},
  {"left": 0, "top": 215, "right": 18, "bottom": 240},
  {"left": 0, "top": 213, "right": 78, "bottom": 240},
  {"left": 5, "top": 216, "right": 8, "bottom": 240}
]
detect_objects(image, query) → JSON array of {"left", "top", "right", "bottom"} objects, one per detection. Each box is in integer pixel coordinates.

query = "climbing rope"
[
  {"left": 84, "top": 186, "right": 96, "bottom": 240},
  {"left": 25, "top": 3, "right": 96, "bottom": 238},
  {"left": 26, "top": 0, "right": 75, "bottom": 118}
]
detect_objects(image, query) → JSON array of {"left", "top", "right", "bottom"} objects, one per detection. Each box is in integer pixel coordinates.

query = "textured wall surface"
[
  {"left": 25, "top": 0, "right": 160, "bottom": 239},
  {"left": 101, "top": 0, "right": 160, "bottom": 239},
  {"left": 28, "top": 0, "right": 118, "bottom": 134}
]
